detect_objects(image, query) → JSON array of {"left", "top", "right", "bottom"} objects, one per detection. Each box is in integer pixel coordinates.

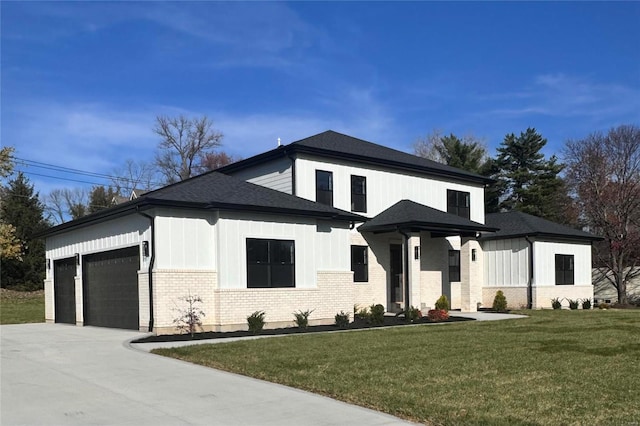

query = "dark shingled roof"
[
  {"left": 481, "top": 211, "right": 602, "bottom": 241},
  {"left": 358, "top": 200, "right": 498, "bottom": 235},
  {"left": 40, "top": 172, "right": 365, "bottom": 237},
  {"left": 219, "top": 130, "right": 491, "bottom": 185}
]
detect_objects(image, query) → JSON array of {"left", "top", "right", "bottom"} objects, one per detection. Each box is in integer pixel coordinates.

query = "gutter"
[
  {"left": 525, "top": 236, "right": 534, "bottom": 309},
  {"left": 398, "top": 228, "right": 411, "bottom": 311},
  {"left": 137, "top": 208, "right": 155, "bottom": 332}
]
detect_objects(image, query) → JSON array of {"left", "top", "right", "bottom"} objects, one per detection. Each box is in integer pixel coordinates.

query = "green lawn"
[
  {"left": 153, "top": 310, "right": 640, "bottom": 425},
  {"left": 0, "top": 289, "right": 45, "bottom": 324}
]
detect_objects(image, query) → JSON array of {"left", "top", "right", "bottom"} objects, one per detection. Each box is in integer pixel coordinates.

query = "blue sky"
[{"left": 2, "top": 1, "right": 639, "bottom": 196}]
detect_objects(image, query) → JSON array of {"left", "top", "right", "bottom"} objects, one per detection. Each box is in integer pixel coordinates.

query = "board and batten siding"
[
  {"left": 227, "top": 156, "right": 293, "bottom": 194},
  {"left": 482, "top": 238, "right": 530, "bottom": 287},
  {"left": 533, "top": 240, "right": 592, "bottom": 286},
  {"left": 294, "top": 155, "right": 486, "bottom": 223},
  {"left": 216, "top": 212, "right": 351, "bottom": 290}
]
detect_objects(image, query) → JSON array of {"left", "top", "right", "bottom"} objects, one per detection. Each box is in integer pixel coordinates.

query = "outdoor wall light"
[
  {"left": 472, "top": 249, "right": 477, "bottom": 262},
  {"left": 46, "top": 258, "right": 51, "bottom": 270},
  {"left": 142, "top": 241, "right": 150, "bottom": 257},
  {"left": 75, "top": 253, "right": 80, "bottom": 265},
  {"left": 414, "top": 246, "right": 421, "bottom": 260}
]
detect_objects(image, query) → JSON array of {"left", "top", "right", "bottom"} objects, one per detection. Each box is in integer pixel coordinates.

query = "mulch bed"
[{"left": 133, "top": 315, "right": 474, "bottom": 343}]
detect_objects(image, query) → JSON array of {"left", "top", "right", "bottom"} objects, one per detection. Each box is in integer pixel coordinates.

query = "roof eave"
[{"left": 479, "top": 231, "right": 603, "bottom": 242}]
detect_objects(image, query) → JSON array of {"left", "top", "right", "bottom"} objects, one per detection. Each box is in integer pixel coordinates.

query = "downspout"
[
  {"left": 285, "top": 150, "right": 296, "bottom": 196},
  {"left": 525, "top": 236, "right": 534, "bottom": 309},
  {"left": 398, "top": 228, "right": 411, "bottom": 311},
  {"left": 137, "top": 208, "right": 155, "bottom": 332}
]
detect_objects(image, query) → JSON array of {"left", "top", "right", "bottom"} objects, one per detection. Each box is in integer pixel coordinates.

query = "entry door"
[
  {"left": 389, "top": 244, "right": 403, "bottom": 311},
  {"left": 54, "top": 258, "right": 76, "bottom": 324}
]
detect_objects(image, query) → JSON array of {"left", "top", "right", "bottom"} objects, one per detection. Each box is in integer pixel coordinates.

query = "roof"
[
  {"left": 218, "top": 130, "right": 492, "bottom": 185},
  {"left": 481, "top": 211, "right": 602, "bottom": 242},
  {"left": 358, "top": 200, "right": 498, "bottom": 235},
  {"left": 40, "top": 172, "right": 365, "bottom": 238}
]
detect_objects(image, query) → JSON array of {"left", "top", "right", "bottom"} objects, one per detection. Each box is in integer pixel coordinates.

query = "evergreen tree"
[
  {"left": 493, "top": 128, "right": 569, "bottom": 223},
  {"left": 1, "top": 173, "right": 50, "bottom": 290},
  {"left": 436, "top": 134, "right": 487, "bottom": 174},
  {"left": 88, "top": 185, "right": 119, "bottom": 214}
]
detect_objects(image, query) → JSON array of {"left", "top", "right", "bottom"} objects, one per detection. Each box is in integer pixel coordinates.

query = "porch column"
[
  {"left": 407, "top": 233, "right": 421, "bottom": 310},
  {"left": 460, "top": 237, "right": 483, "bottom": 312}
]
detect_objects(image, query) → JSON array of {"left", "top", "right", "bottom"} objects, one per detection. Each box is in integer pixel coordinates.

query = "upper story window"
[
  {"left": 448, "top": 250, "right": 461, "bottom": 282},
  {"left": 351, "top": 245, "right": 368, "bottom": 282},
  {"left": 316, "top": 170, "right": 333, "bottom": 206},
  {"left": 351, "top": 175, "right": 367, "bottom": 213},
  {"left": 447, "top": 189, "right": 470, "bottom": 219},
  {"left": 555, "top": 254, "right": 574, "bottom": 285},
  {"left": 247, "top": 238, "right": 295, "bottom": 288}
]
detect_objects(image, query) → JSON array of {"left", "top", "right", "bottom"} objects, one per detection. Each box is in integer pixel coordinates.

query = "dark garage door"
[
  {"left": 54, "top": 257, "right": 76, "bottom": 324},
  {"left": 82, "top": 246, "right": 140, "bottom": 330}
]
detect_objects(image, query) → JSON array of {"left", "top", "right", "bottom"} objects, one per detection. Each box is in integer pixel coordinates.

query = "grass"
[
  {"left": 0, "top": 288, "right": 45, "bottom": 324},
  {"left": 153, "top": 310, "right": 640, "bottom": 425}
]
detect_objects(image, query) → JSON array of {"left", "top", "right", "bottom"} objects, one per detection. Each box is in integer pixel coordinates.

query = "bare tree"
[
  {"left": 564, "top": 124, "right": 640, "bottom": 304},
  {"left": 45, "top": 188, "right": 89, "bottom": 224},
  {"left": 154, "top": 115, "right": 223, "bottom": 184},
  {"left": 111, "top": 159, "right": 158, "bottom": 195},
  {"left": 413, "top": 129, "right": 445, "bottom": 162},
  {"left": 200, "top": 151, "right": 239, "bottom": 171}
]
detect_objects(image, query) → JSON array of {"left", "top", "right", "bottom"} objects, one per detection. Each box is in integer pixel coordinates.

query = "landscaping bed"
[{"left": 133, "top": 314, "right": 474, "bottom": 343}]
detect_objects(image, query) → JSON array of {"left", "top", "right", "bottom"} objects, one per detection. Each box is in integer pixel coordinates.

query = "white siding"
[
  {"left": 228, "top": 156, "right": 293, "bottom": 194},
  {"left": 216, "top": 212, "right": 351, "bottom": 290},
  {"left": 534, "top": 240, "right": 592, "bottom": 287},
  {"left": 482, "top": 238, "right": 530, "bottom": 287},
  {"left": 295, "top": 155, "right": 486, "bottom": 223}
]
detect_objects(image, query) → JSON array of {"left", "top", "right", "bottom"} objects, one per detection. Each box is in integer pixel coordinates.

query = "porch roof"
[{"left": 358, "top": 200, "right": 499, "bottom": 236}]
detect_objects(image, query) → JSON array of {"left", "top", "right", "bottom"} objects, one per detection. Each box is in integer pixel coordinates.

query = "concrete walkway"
[{"left": 1, "top": 323, "right": 409, "bottom": 425}]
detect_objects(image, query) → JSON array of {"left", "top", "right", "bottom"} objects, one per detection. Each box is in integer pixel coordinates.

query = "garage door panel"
[
  {"left": 83, "top": 246, "right": 140, "bottom": 330},
  {"left": 54, "top": 258, "right": 76, "bottom": 324}
]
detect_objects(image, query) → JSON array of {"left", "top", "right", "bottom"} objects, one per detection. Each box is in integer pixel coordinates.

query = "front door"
[{"left": 389, "top": 244, "right": 403, "bottom": 312}]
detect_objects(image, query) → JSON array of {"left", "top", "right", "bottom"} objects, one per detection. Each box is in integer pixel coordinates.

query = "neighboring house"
[
  {"left": 40, "top": 130, "right": 601, "bottom": 334},
  {"left": 593, "top": 267, "right": 640, "bottom": 304}
]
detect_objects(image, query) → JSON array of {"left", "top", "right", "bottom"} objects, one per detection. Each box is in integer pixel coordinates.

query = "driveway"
[{"left": 1, "top": 323, "right": 409, "bottom": 426}]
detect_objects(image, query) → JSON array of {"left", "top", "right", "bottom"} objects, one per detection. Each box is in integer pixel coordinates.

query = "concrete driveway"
[{"left": 1, "top": 323, "right": 409, "bottom": 426}]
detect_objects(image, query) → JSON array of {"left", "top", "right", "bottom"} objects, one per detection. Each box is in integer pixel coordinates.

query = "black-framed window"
[
  {"left": 351, "top": 175, "right": 367, "bottom": 213},
  {"left": 447, "top": 189, "right": 470, "bottom": 219},
  {"left": 351, "top": 245, "right": 368, "bottom": 282},
  {"left": 449, "top": 250, "right": 461, "bottom": 282},
  {"left": 247, "top": 239, "right": 295, "bottom": 288},
  {"left": 555, "top": 254, "right": 574, "bottom": 285},
  {"left": 316, "top": 170, "right": 333, "bottom": 206}
]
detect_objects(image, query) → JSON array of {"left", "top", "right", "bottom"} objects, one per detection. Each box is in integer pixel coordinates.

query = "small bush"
[
  {"left": 582, "top": 299, "right": 592, "bottom": 310},
  {"left": 597, "top": 302, "right": 610, "bottom": 310},
  {"left": 293, "top": 309, "right": 314, "bottom": 329},
  {"left": 492, "top": 290, "right": 508, "bottom": 312},
  {"left": 435, "top": 295, "right": 450, "bottom": 312},
  {"left": 427, "top": 309, "right": 449, "bottom": 322},
  {"left": 370, "top": 304, "right": 385, "bottom": 325},
  {"left": 354, "top": 305, "right": 370, "bottom": 321},
  {"left": 334, "top": 311, "right": 350, "bottom": 328},
  {"left": 568, "top": 299, "right": 580, "bottom": 310},
  {"left": 172, "top": 293, "right": 206, "bottom": 337},
  {"left": 403, "top": 306, "right": 422, "bottom": 323},
  {"left": 551, "top": 298, "right": 562, "bottom": 310},
  {"left": 247, "top": 310, "right": 266, "bottom": 334}
]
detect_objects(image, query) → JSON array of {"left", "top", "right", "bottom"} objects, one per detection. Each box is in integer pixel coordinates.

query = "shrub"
[
  {"left": 435, "top": 295, "right": 450, "bottom": 312},
  {"left": 370, "top": 304, "right": 385, "bottom": 325},
  {"left": 568, "top": 299, "right": 580, "bottom": 310},
  {"left": 492, "top": 290, "right": 508, "bottom": 312},
  {"left": 247, "top": 310, "right": 266, "bottom": 334},
  {"left": 293, "top": 309, "right": 314, "bottom": 329},
  {"left": 582, "top": 299, "right": 592, "bottom": 310},
  {"left": 427, "top": 309, "right": 449, "bottom": 322},
  {"left": 334, "top": 311, "right": 350, "bottom": 328},
  {"left": 354, "top": 305, "right": 370, "bottom": 322},
  {"left": 403, "top": 306, "right": 422, "bottom": 323},
  {"left": 172, "top": 293, "right": 205, "bottom": 337},
  {"left": 597, "top": 302, "right": 610, "bottom": 310},
  {"left": 551, "top": 298, "right": 562, "bottom": 310}
]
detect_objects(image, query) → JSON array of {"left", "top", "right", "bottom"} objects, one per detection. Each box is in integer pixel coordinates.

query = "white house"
[{"left": 41, "top": 130, "right": 600, "bottom": 334}]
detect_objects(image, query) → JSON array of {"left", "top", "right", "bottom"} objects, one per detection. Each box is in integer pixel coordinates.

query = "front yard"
[
  {"left": 153, "top": 310, "right": 640, "bottom": 425},
  {"left": 0, "top": 288, "right": 45, "bottom": 324}
]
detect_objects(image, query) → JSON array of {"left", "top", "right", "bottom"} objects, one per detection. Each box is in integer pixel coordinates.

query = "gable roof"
[
  {"left": 40, "top": 172, "right": 365, "bottom": 238},
  {"left": 481, "top": 211, "right": 602, "bottom": 242},
  {"left": 358, "top": 200, "right": 498, "bottom": 235},
  {"left": 218, "top": 130, "right": 491, "bottom": 185}
]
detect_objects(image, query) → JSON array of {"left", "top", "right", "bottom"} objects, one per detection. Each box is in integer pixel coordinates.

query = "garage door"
[
  {"left": 54, "top": 257, "right": 76, "bottom": 324},
  {"left": 82, "top": 246, "right": 140, "bottom": 330}
]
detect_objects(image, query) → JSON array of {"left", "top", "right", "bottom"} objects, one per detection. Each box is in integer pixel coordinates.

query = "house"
[{"left": 41, "top": 130, "right": 600, "bottom": 334}]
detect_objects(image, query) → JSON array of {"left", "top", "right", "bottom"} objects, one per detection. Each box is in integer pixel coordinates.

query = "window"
[
  {"left": 247, "top": 239, "right": 295, "bottom": 288},
  {"left": 316, "top": 170, "right": 333, "bottom": 206},
  {"left": 447, "top": 189, "right": 470, "bottom": 219},
  {"left": 449, "top": 250, "right": 460, "bottom": 282},
  {"left": 351, "top": 175, "right": 367, "bottom": 212},
  {"left": 555, "top": 254, "right": 574, "bottom": 285},
  {"left": 351, "top": 245, "right": 368, "bottom": 282}
]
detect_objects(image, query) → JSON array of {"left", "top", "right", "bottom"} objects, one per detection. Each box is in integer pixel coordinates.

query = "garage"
[
  {"left": 82, "top": 246, "right": 140, "bottom": 330},
  {"left": 54, "top": 257, "right": 76, "bottom": 324}
]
